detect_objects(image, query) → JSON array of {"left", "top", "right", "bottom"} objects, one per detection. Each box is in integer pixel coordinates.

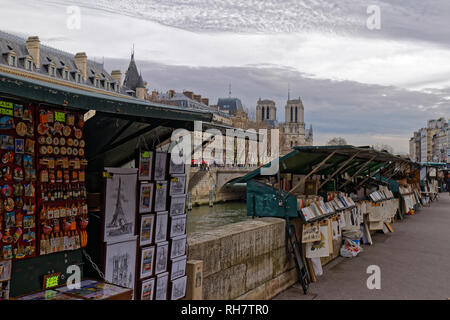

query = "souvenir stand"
[
  {"left": 0, "top": 71, "right": 214, "bottom": 299},
  {"left": 232, "top": 145, "right": 408, "bottom": 290},
  {"left": 420, "top": 163, "right": 445, "bottom": 203}
]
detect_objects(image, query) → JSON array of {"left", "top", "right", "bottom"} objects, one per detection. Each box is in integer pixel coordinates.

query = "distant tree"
[
  {"left": 327, "top": 137, "right": 347, "bottom": 146},
  {"left": 373, "top": 144, "right": 394, "bottom": 154}
]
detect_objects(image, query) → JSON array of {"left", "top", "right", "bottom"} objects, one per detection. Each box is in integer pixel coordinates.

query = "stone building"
[
  {"left": 256, "top": 99, "right": 277, "bottom": 127},
  {"left": 409, "top": 118, "right": 449, "bottom": 163}
]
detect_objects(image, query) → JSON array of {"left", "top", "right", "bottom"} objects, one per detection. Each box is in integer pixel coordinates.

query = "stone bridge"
[{"left": 187, "top": 167, "right": 256, "bottom": 206}]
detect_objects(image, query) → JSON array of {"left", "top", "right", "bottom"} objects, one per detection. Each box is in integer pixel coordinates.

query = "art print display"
[
  {"left": 170, "top": 235, "right": 186, "bottom": 259},
  {"left": 140, "top": 278, "right": 155, "bottom": 300},
  {"left": 170, "top": 215, "right": 186, "bottom": 238},
  {"left": 154, "top": 212, "right": 168, "bottom": 243},
  {"left": 154, "top": 241, "right": 169, "bottom": 275},
  {"left": 305, "top": 225, "right": 330, "bottom": 258},
  {"left": 138, "top": 150, "right": 153, "bottom": 181},
  {"left": 154, "top": 151, "right": 167, "bottom": 181},
  {"left": 139, "top": 214, "right": 155, "bottom": 246},
  {"left": 169, "top": 174, "right": 186, "bottom": 196},
  {"left": 170, "top": 195, "right": 186, "bottom": 216},
  {"left": 154, "top": 181, "right": 168, "bottom": 212},
  {"left": 140, "top": 246, "right": 155, "bottom": 279},
  {"left": 170, "top": 275, "right": 187, "bottom": 300},
  {"left": 169, "top": 154, "right": 185, "bottom": 174},
  {"left": 0, "top": 260, "right": 12, "bottom": 281},
  {"left": 155, "top": 272, "right": 169, "bottom": 300},
  {"left": 302, "top": 223, "right": 321, "bottom": 243},
  {"left": 170, "top": 255, "right": 187, "bottom": 280},
  {"left": 104, "top": 238, "right": 137, "bottom": 290},
  {"left": 104, "top": 168, "right": 137, "bottom": 243},
  {"left": 17, "top": 290, "right": 79, "bottom": 300},
  {"left": 139, "top": 182, "right": 154, "bottom": 213},
  {"left": 56, "top": 279, "right": 130, "bottom": 300}
]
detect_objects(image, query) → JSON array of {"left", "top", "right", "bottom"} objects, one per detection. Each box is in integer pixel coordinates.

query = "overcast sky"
[{"left": 1, "top": 0, "right": 449, "bottom": 153}]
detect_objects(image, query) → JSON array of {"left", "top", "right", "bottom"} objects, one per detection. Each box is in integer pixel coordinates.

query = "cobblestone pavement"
[{"left": 274, "top": 193, "right": 450, "bottom": 300}]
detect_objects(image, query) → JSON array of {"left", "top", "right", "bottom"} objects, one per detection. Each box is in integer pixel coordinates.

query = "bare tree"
[{"left": 327, "top": 137, "right": 347, "bottom": 146}]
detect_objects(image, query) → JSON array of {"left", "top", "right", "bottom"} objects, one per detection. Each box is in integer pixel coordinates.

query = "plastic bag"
[{"left": 340, "top": 238, "right": 363, "bottom": 258}]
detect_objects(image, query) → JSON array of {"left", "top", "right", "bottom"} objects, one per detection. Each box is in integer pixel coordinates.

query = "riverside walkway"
[{"left": 275, "top": 194, "right": 450, "bottom": 300}]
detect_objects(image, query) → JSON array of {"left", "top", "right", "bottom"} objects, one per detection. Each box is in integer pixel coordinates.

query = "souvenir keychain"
[{"left": 1, "top": 184, "right": 12, "bottom": 197}]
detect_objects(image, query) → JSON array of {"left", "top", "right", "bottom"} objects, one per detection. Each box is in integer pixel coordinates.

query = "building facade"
[{"left": 409, "top": 118, "right": 449, "bottom": 163}]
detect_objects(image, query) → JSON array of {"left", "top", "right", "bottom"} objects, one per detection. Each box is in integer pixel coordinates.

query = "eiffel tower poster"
[{"left": 104, "top": 168, "right": 137, "bottom": 243}]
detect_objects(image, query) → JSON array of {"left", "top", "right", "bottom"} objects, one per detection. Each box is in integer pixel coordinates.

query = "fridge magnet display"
[
  {"left": 169, "top": 195, "right": 186, "bottom": 216},
  {"left": 0, "top": 135, "right": 14, "bottom": 150},
  {"left": 154, "top": 241, "right": 169, "bottom": 275},
  {"left": 154, "top": 212, "right": 168, "bottom": 243},
  {"left": 141, "top": 278, "right": 155, "bottom": 300},
  {"left": 154, "top": 181, "right": 168, "bottom": 212},
  {"left": 140, "top": 246, "right": 155, "bottom": 279},
  {"left": 170, "top": 235, "right": 187, "bottom": 259},
  {"left": 104, "top": 168, "right": 137, "bottom": 243},
  {"left": 104, "top": 238, "right": 137, "bottom": 290},
  {"left": 0, "top": 116, "right": 14, "bottom": 129},
  {"left": 170, "top": 275, "right": 187, "bottom": 300},
  {"left": 170, "top": 255, "right": 187, "bottom": 280},
  {"left": 14, "top": 139, "right": 24, "bottom": 153},
  {"left": 155, "top": 272, "right": 169, "bottom": 300},
  {"left": 139, "top": 182, "right": 154, "bottom": 214},
  {"left": 139, "top": 214, "right": 155, "bottom": 247},
  {"left": 169, "top": 174, "right": 186, "bottom": 196},
  {"left": 169, "top": 215, "right": 186, "bottom": 238},
  {"left": 154, "top": 151, "right": 167, "bottom": 181},
  {"left": 138, "top": 150, "right": 153, "bottom": 181}
]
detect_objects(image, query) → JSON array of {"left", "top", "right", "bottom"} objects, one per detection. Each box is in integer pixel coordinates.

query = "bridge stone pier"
[{"left": 187, "top": 166, "right": 255, "bottom": 206}]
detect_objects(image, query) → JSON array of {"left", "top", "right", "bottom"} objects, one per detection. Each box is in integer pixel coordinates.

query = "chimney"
[
  {"left": 26, "top": 36, "right": 40, "bottom": 69},
  {"left": 111, "top": 70, "right": 122, "bottom": 88},
  {"left": 152, "top": 90, "right": 158, "bottom": 100},
  {"left": 183, "top": 91, "right": 193, "bottom": 99},
  {"left": 169, "top": 89, "right": 175, "bottom": 99},
  {"left": 193, "top": 94, "right": 201, "bottom": 103},
  {"left": 74, "top": 52, "right": 87, "bottom": 80},
  {"left": 201, "top": 98, "right": 209, "bottom": 106},
  {"left": 136, "top": 87, "right": 147, "bottom": 100}
]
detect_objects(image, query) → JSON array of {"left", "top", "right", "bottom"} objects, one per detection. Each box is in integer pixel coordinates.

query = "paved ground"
[{"left": 274, "top": 193, "right": 450, "bottom": 300}]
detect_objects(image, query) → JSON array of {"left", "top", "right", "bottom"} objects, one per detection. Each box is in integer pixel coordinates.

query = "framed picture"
[
  {"left": 140, "top": 278, "right": 155, "bottom": 300},
  {"left": 139, "top": 182, "right": 154, "bottom": 213},
  {"left": 170, "top": 255, "right": 187, "bottom": 280},
  {"left": 170, "top": 276, "right": 187, "bottom": 300},
  {"left": 170, "top": 195, "right": 186, "bottom": 216},
  {"left": 140, "top": 246, "right": 155, "bottom": 279},
  {"left": 154, "top": 181, "right": 168, "bottom": 212},
  {"left": 169, "top": 153, "right": 185, "bottom": 174},
  {"left": 0, "top": 259, "right": 12, "bottom": 281},
  {"left": 104, "top": 168, "right": 138, "bottom": 243},
  {"left": 170, "top": 235, "right": 186, "bottom": 259},
  {"left": 104, "top": 238, "right": 137, "bottom": 291},
  {"left": 305, "top": 225, "right": 330, "bottom": 258},
  {"left": 155, "top": 272, "right": 169, "bottom": 300},
  {"left": 154, "top": 151, "right": 168, "bottom": 181},
  {"left": 154, "top": 212, "right": 168, "bottom": 243},
  {"left": 154, "top": 241, "right": 169, "bottom": 275},
  {"left": 138, "top": 150, "right": 153, "bottom": 181},
  {"left": 140, "top": 214, "right": 155, "bottom": 246},
  {"left": 169, "top": 174, "right": 186, "bottom": 196},
  {"left": 170, "top": 215, "right": 186, "bottom": 238}
]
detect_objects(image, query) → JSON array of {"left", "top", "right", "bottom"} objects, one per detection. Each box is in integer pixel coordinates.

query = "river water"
[{"left": 186, "top": 201, "right": 249, "bottom": 234}]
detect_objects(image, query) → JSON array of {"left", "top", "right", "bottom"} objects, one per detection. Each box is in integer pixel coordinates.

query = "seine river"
[{"left": 186, "top": 201, "right": 249, "bottom": 233}]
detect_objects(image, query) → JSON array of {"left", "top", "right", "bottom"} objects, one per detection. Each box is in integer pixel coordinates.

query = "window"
[
  {"left": 63, "top": 70, "right": 69, "bottom": 80},
  {"left": 8, "top": 55, "right": 16, "bottom": 67},
  {"left": 266, "top": 107, "right": 269, "bottom": 119},
  {"left": 295, "top": 107, "right": 298, "bottom": 123},
  {"left": 95, "top": 79, "right": 99, "bottom": 87},
  {"left": 290, "top": 107, "right": 293, "bottom": 122},
  {"left": 49, "top": 66, "right": 56, "bottom": 77},
  {"left": 106, "top": 81, "right": 110, "bottom": 90},
  {"left": 76, "top": 73, "right": 81, "bottom": 83},
  {"left": 261, "top": 107, "right": 264, "bottom": 120}
]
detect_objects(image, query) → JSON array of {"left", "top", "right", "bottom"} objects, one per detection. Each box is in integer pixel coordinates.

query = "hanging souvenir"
[
  {"left": 15, "top": 139, "right": 24, "bottom": 154},
  {"left": 16, "top": 122, "right": 27, "bottom": 137},
  {"left": 23, "top": 106, "right": 32, "bottom": 122},
  {"left": 74, "top": 128, "right": 82, "bottom": 139},
  {"left": 78, "top": 149, "right": 84, "bottom": 157},
  {"left": 2, "top": 151, "right": 13, "bottom": 164},
  {"left": 73, "top": 139, "right": 79, "bottom": 147},
  {"left": 63, "top": 126, "right": 71, "bottom": 137},
  {"left": 14, "top": 153, "right": 22, "bottom": 167},
  {"left": 24, "top": 139, "right": 35, "bottom": 154},
  {"left": 38, "top": 136, "right": 46, "bottom": 145},
  {"left": 54, "top": 122, "right": 63, "bottom": 135},
  {"left": 67, "top": 147, "right": 73, "bottom": 155},
  {"left": 60, "top": 147, "right": 67, "bottom": 155},
  {"left": 39, "top": 145, "right": 47, "bottom": 155},
  {"left": 78, "top": 117, "right": 84, "bottom": 128},
  {"left": 54, "top": 146, "right": 60, "bottom": 155},
  {"left": 72, "top": 148, "right": 78, "bottom": 156},
  {"left": 26, "top": 124, "right": 33, "bottom": 137},
  {"left": 23, "top": 155, "right": 33, "bottom": 168},
  {"left": 46, "top": 136, "right": 52, "bottom": 145},
  {"left": 13, "top": 167, "right": 24, "bottom": 182},
  {"left": 47, "top": 111, "right": 54, "bottom": 123},
  {"left": 15, "top": 197, "right": 24, "bottom": 209},
  {"left": 37, "top": 123, "right": 49, "bottom": 135},
  {"left": 46, "top": 145, "right": 53, "bottom": 155},
  {"left": 2, "top": 166, "right": 11, "bottom": 181},
  {"left": 59, "top": 137, "right": 66, "bottom": 146},
  {"left": 13, "top": 183, "right": 23, "bottom": 196},
  {"left": 0, "top": 116, "right": 14, "bottom": 130},
  {"left": 67, "top": 114, "right": 75, "bottom": 126},
  {"left": 13, "top": 104, "right": 23, "bottom": 118},
  {"left": 67, "top": 138, "right": 73, "bottom": 147},
  {"left": 4, "top": 198, "right": 14, "bottom": 211},
  {"left": 0, "top": 135, "right": 14, "bottom": 150},
  {"left": 24, "top": 183, "right": 34, "bottom": 197},
  {"left": 1, "top": 185, "right": 12, "bottom": 197}
]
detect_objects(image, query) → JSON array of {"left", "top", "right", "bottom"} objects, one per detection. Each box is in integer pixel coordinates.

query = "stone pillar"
[{"left": 184, "top": 260, "right": 203, "bottom": 300}]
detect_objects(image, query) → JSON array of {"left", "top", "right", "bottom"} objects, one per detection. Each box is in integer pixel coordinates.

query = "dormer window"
[
  {"left": 106, "top": 81, "right": 110, "bottom": 90},
  {"left": 8, "top": 54, "right": 17, "bottom": 67},
  {"left": 49, "top": 66, "right": 56, "bottom": 77},
  {"left": 25, "top": 59, "right": 32, "bottom": 70},
  {"left": 95, "top": 78, "right": 99, "bottom": 88},
  {"left": 76, "top": 73, "right": 81, "bottom": 83}
]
